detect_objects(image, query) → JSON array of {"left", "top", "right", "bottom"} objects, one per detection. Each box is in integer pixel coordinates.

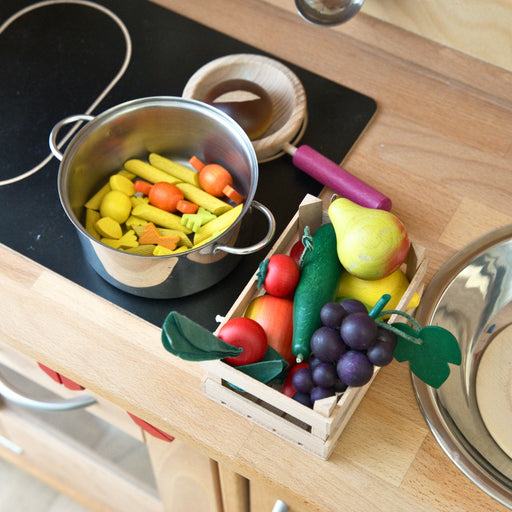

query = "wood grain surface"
[
  {"left": 362, "top": 0, "right": 512, "bottom": 73},
  {"left": 2, "top": 1, "right": 512, "bottom": 511}
]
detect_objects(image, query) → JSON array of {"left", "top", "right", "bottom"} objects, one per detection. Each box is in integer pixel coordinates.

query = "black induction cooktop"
[{"left": 0, "top": 0, "right": 376, "bottom": 331}]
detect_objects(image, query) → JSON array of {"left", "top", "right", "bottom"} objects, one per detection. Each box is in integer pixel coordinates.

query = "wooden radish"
[{"left": 189, "top": 156, "right": 243, "bottom": 204}]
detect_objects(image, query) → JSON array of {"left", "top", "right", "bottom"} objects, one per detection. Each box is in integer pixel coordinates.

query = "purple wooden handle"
[{"left": 291, "top": 145, "right": 392, "bottom": 211}]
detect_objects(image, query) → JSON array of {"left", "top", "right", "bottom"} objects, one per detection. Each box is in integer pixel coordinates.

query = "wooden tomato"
[
  {"left": 289, "top": 239, "right": 305, "bottom": 266},
  {"left": 218, "top": 317, "right": 267, "bottom": 366},
  {"left": 244, "top": 294, "right": 294, "bottom": 365},
  {"left": 257, "top": 254, "right": 300, "bottom": 297}
]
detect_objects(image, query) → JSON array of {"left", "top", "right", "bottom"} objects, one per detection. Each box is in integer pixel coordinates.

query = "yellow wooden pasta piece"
[
  {"left": 124, "top": 244, "right": 156, "bottom": 255},
  {"left": 117, "top": 169, "right": 136, "bottom": 180},
  {"left": 130, "top": 195, "right": 149, "bottom": 208},
  {"left": 176, "top": 182, "right": 232, "bottom": 216},
  {"left": 125, "top": 215, "right": 147, "bottom": 230},
  {"left": 124, "top": 159, "right": 181, "bottom": 185},
  {"left": 85, "top": 208, "right": 101, "bottom": 239},
  {"left": 149, "top": 153, "right": 200, "bottom": 187},
  {"left": 193, "top": 203, "right": 243, "bottom": 245},
  {"left": 192, "top": 230, "right": 222, "bottom": 249},
  {"left": 101, "top": 230, "right": 139, "bottom": 249},
  {"left": 131, "top": 203, "right": 192, "bottom": 234},
  {"left": 153, "top": 245, "right": 189, "bottom": 256},
  {"left": 84, "top": 182, "right": 111, "bottom": 210}
]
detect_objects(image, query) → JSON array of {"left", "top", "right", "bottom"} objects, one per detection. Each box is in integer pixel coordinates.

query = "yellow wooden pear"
[
  {"left": 327, "top": 198, "right": 410, "bottom": 279},
  {"left": 335, "top": 268, "right": 420, "bottom": 311}
]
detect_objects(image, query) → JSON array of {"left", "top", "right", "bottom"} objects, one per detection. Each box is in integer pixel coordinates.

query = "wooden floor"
[{"left": 0, "top": 457, "right": 91, "bottom": 512}]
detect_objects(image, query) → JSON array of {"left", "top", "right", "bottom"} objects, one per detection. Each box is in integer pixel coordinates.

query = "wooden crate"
[{"left": 201, "top": 194, "right": 428, "bottom": 459}]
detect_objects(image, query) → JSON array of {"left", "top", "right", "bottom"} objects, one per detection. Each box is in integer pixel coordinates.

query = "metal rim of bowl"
[
  {"left": 413, "top": 224, "right": 512, "bottom": 509},
  {"left": 295, "top": 0, "right": 365, "bottom": 26}
]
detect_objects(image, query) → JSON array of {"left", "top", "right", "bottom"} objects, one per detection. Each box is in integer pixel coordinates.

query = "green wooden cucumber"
[{"left": 292, "top": 223, "right": 344, "bottom": 362}]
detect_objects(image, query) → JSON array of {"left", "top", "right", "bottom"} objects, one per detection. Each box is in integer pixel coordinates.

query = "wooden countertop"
[{"left": 2, "top": 1, "right": 512, "bottom": 511}]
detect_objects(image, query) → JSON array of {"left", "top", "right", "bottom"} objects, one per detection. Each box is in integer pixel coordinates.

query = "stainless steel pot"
[{"left": 50, "top": 97, "right": 275, "bottom": 299}]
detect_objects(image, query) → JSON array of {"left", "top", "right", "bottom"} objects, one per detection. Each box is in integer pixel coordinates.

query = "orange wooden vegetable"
[
  {"left": 135, "top": 180, "right": 199, "bottom": 214},
  {"left": 176, "top": 199, "right": 199, "bottom": 214},
  {"left": 134, "top": 180, "right": 199, "bottom": 213},
  {"left": 189, "top": 156, "right": 243, "bottom": 204},
  {"left": 138, "top": 222, "right": 180, "bottom": 251},
  {"left": 149, "top": 182, "right": 184, "bottom": 212},
  {"left": 134, "top": 180, "right": 152, "bottom": 195}
]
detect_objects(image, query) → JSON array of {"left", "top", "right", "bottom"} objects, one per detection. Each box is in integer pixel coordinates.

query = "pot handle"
[
  {"left": 214, "top": 201, "right": 276, "bottom": 255},
  {"left": 49, "top": 114, "right": 95, "bottom": 161}
]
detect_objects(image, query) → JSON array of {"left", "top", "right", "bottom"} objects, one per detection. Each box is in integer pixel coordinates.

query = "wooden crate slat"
[
  {"left": 202, "top": 376, "right": 330, "bottom": 457},
  {"left": 202, "top": 360, "right": 333, "bottom": 434}
]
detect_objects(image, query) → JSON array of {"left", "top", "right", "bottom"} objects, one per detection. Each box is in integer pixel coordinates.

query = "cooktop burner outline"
[{"left": 0, "top": 0, "right": 132, "bottom": 186}]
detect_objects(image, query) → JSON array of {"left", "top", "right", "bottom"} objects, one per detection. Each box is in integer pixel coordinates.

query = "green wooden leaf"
[
  {"left": 232, "top": 346, "right": 289, "bottom": 385},
  {"left": 161, "top": 311, "right": 242, "bottom": 361},
  {"left": 392, "top": 322, "right": 461, "bottom": 388}
]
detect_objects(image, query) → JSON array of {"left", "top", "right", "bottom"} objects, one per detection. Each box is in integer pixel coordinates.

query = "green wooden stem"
[
  {"left": 375, "top": 307, "right": 423, "bottom": 345},
  {"left": 377, "top": 309, "right": 422, "bottom": 331},
  {"left": 369, "top": 294, "right": 391, "bottom": 319},
  {"left": 298, "top": 226, "right": 313, "bottom": 270},
  {"left": 376, "top": 321, "right": 423, "bottom": 345}
]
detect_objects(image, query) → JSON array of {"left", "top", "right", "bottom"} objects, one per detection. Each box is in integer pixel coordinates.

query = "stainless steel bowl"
[
  {"left": 50, "top": 97, "right": 275, "bottom": 299},
  {"left": 295, "top": 0, "right": 365, "bottom": 25},
  {"left": 414, "top": 225, "right": 512, "bottom": 509}
]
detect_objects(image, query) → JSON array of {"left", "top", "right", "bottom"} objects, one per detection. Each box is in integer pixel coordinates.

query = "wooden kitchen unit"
[{"left": 2, "top": 1, "right": 512, "bottom": 511}]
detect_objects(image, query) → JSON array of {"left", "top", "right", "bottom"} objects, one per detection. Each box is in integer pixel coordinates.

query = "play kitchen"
[{"left": 1, "top": 1, "right": 512, "bottom": 512}]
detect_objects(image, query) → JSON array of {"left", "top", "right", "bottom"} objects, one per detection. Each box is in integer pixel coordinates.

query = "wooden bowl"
[{"left": 182, "top": 54, "right": 307, "bottom": 162}]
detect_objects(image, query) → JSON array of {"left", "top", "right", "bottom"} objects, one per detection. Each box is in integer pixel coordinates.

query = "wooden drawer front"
[
  {"left": 0, "top": 406, "right": 162, "bottom": 512},
  {"left": 250, "top": 478, "right": 321, "bottom": 512},
  {"left": 0, "top": 338, "right": 144, "bottom": 441}
]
